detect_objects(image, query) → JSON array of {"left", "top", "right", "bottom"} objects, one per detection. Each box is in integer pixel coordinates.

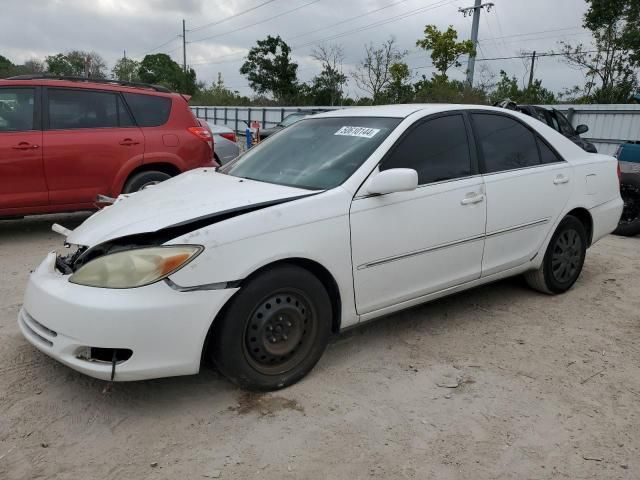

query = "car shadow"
[
  {"left": 22, "top": 275, "right": 532, "bottom": 415},
  {"left": 0, "top": 212, "right": 93, "bottom": 242}
]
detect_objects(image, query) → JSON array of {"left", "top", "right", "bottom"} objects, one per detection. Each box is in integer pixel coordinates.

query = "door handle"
[
  {"left": 12, "top": 142, "right": 39, "bottom": 150},
  {"left": 119, "top": 139, "right": 140, "bottom": 146},
  {"left": 461, "top": 193, "right": 485, "bottom": 205},
  {"left": 553, "top": 175, "right": 570, "bottom": 185}
]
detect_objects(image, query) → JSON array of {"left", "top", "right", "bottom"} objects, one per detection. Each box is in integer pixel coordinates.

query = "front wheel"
[
  {"left": 525, "top": 215, "right": 587, "bottom": 294},
  {"left": 210, "top": 265, "right": 332, "bottom": 391},
  {"left": 613, "top": 174, "right": 640, "bottom": 237}
]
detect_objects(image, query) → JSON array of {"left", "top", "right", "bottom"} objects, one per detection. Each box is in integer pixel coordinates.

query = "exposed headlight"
[{"left": 69, "top": 245, "right": 203, "bottom": 288}]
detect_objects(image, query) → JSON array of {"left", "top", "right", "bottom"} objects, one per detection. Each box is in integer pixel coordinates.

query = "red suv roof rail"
[{"left": 6, "top": 74, "right": 173, "bottom": 93}]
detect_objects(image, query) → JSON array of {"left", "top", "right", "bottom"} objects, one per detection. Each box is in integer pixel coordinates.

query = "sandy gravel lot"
[{"left": 1, "top": 213, "right": 639, "bottom": 480}]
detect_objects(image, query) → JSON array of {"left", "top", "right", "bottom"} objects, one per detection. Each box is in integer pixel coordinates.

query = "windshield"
[
  {"left": 554, "top": 110, "right": 575, "bottom": 136},
  {"left": 279, "top": 113, "right": 306, "bottom": 127},
  {"left": 221, "top": 116, "right": 401, "bottom": 190}
]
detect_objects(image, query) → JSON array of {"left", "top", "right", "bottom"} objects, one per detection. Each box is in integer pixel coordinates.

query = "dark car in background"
[
  {"left": 259, "top": 109, "right": 329, "bottom": 139},
  {"left": 495, "top": 100, "right": 597, "bottom": 153},
  {"left": 0, "top": 75, "right": 215, "bottom": 218},
  {"left": 614, "top": 141, "right": 640, "bottom": 236}
]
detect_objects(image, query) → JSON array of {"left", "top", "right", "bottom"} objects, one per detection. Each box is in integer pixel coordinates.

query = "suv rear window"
[{"left": 123, "top": 93, "right": 171, "bottom": 127}]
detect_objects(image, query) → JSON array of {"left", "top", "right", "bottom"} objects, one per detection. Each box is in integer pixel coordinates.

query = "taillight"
[
  {"left": 617, "top": 162, "right": 622, "bottom": 183},
  {"left": 187, "top": 126, "right": 213, "bottom": 150},
  {"left": 220, "top": 132, "right": 237, "bottom": 143}
]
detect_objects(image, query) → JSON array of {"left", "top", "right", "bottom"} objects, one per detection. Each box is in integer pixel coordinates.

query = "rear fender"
[{"left": 110, "top": 154, "right": 185, "bottom": 196}]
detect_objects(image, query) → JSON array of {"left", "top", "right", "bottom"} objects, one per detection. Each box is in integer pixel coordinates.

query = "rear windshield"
[
  {"left": 221, "top": 116, "right": 401, "bottom": 190},
  {"left": 122, "top": 93, "right": 172, "bottom": 127}
]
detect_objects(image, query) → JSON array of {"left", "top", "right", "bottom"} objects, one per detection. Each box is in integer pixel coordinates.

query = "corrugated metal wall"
[
  {"left": 192, "top": 104, "right": 640, "bottom": 156},
  {"left": 545, "top": 104, "right": 640, "bottom": 155}
]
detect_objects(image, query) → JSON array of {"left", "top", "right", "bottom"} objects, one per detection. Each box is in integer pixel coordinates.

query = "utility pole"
[
  {"left": 459, "top": 0, "right": 494, "bottom": 86},
  {"left": 527, "top": 50, "right": 537, "bottom": 89},
  {"left": 181, "top": 19, "right": 187, "bottom": 74}
]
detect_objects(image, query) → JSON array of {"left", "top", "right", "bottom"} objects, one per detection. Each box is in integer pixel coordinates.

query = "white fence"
[
  {"left": 191, "top": 106, "right": 338, "bottom": 135},
  {"left": 546, "top": 104, "right": 640, "bottom": 156},
  {"left": 191, "top": 104, "right": 640, "bottom": 156}
]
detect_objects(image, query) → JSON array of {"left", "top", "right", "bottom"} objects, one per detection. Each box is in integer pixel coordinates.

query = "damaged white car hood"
[{"left": 66, "top": 169, "right": 312, "bottom": 247}]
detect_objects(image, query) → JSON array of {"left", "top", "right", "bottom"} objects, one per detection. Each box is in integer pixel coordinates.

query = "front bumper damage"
[{"left": 19, "top": 252, "right": 238, "bottom": 381}]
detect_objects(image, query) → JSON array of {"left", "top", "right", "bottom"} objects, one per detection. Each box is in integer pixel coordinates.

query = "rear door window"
[
  {"left": 122, "top": 93, "right": 171, "bottom": 127},
  {"left": 48, "top": 89, "right": 119, "bottom": 129},
  {"left": 0, "top": 87, "right": 36, "bottom": 131},
  {"left": 471, "top": 113, "right": 540, "bottom": 173},
  {"left": 538, "top": 138, "right": 564, "bottom": 164},
  {"left": 117, "top": 96, "right": 135, "bottom": 127}
]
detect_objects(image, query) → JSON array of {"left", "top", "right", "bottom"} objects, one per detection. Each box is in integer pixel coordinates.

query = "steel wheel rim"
[
  {"left": 243, "top": 289, "right": 317, "bottom": 375},
  {"left": 551, "top": 229, "right": 582, "bottom": 284},
  {"left": 620, "top": 184, "right": 640, "bottom": 225}
]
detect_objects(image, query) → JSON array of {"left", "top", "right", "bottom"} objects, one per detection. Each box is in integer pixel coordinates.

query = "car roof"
[
  {"left": 313, "top": 104, "right": 517, "bottom": 119},
  {"left": 0, "top": 77, "right": 177, "bottom": 98}
]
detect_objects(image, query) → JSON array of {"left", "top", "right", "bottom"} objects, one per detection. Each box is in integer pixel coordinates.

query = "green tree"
[
  {"left": 0, "top": 56, "right": 45, "bottom": 78},
  {"left": 191, "top": 73, "right": 250, "bottom": 106},
  {"left": 382, "top": 62, "right": 414, "bottom": 103},
  {"left": 45, "top": 51, "right": 107, "bottom": 78},
  {"left": 561, "top": 0, "right": 639, "bottom": 103},
  {"left": 416, "top": 25, "right": 475, "bottom": 82},
  {"left": 112, "top": 57, "right": 140, "bottom": 82},
  {"left": 489, "top": 70, "right": 556, "bottom": 104},
  {"left": 240, "top": 35, "right": 299, "bottom": 102},
  {"left": 0, "top": 55, "right": 12, "bottom": 76},
  {"left": 45, "top": 53, "right": 75, "bottom": 76},
  {"left": 138, "top": 53, "right": 196, "bottom": 94}
]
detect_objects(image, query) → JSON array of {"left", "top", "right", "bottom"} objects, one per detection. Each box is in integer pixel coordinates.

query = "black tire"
[
  {"left": 613, "top": 173, "right": 640, "bottom": 237},
  {"left": 211, "top": 265, "right": 332, "bottom": 391},
  {"left": 525, "top": 215, "right": 587, "bottom": 294},
  {"left": 123, "top": 171, "right": 172, "bottom": 193}
]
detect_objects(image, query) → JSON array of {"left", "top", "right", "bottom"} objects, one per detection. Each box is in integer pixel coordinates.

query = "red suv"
[{"left": 0, "top": 76, "right": 215, "bottom": 218}]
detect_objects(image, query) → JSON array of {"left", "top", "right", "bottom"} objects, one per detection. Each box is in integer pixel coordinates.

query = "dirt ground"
[{"left": 0, "top": 213, "right": 639, "bottom": 480}]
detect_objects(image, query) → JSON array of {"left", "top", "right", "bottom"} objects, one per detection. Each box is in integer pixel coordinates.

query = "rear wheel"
[
  {"left": 210, "top": 265, "right": 332, "bottom": 391},
  {"left": 525, "top": 215, "right": 587, "bottom": 294},
  {"left": 613, "top": 174, "right": 640, "bottom": 237},
  {"left": 123, "top": 171, "right": 172, "bottom": 193}
]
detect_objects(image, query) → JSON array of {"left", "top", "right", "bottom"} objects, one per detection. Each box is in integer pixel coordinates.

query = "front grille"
[{"left": 20, "top": 310, "right": 57, "bottom": 348}]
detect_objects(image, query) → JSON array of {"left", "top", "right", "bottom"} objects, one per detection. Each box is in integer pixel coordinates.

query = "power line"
[
  {"left": 291, "top": 0, "right": 458, "bottom": 49},
  {"left": 410, "top": 50, "right": 599, "bottom": 70},
  {"left": 189, "top": 0, "right": 323, "bottom": 44},
  {"left": 478, "top": 26, "right": 583, "bottom": 43},
  {"left": 190, "top": 0, "right": 456, "bottom": 63},
  {"left": 286, "top": 0, "right": 411, "bottom": 41},
  {"left": 139, "top": 36, "right": 180, "bottom": 57},
  {"left": 190, "top": 0, "right": 280, "bottom": 33}
]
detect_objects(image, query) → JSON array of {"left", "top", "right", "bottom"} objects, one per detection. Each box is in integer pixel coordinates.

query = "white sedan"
[{"left": 19, "top": 104, "right": 622, "bottom": 390}]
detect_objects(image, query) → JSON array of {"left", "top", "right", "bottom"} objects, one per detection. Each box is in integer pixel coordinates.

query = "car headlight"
[{"left": 69, "top": 245, "right": 203, "bottom": 288}]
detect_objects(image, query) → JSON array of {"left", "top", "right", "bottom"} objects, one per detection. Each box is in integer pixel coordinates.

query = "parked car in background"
[
  {"left": 0, "top": 75, "right": 215, "bottom": 219},
  {"left": 200, "top": 120, "right": 240, "bottom": 165},
  {"left": 614, "top": 141, "right": 640, "bottom": 236},
  {"left": 259, "top": 109, "right": 329, "bottom": 139},
  {"left": 495, "top": 100, "right": 597, "bottom": 153},
  {"left": 20, "top": 104, "right": 622, "bottom": 391}
]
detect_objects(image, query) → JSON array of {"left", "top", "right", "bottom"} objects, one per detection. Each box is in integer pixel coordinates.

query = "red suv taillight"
[
  {"left": 187, "top": 126, "right": 213, "bottom": 150},
  {"left": 220, "top": 132, "right": 237, "bottom": 143}
]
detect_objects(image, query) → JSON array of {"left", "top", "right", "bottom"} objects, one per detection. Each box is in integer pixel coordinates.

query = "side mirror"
[
  {"left": 575, "top": 124, "right": 589, "bottom": 135},
  {"left": 366, "top": 168, "right": 418, "bottom": 195}
]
